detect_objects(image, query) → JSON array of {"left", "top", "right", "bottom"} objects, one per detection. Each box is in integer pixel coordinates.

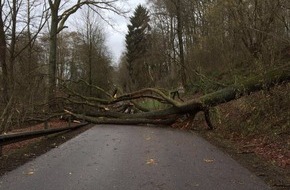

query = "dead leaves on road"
[
  {"left": 24, "top": 168, "right": 35, "bottom": 176},
  {"left": 26, "top": 171, "right": 34, "bottom": 175},
  {"left": 146, "top": 158, "right": 157, "bottom": 165},
  {"left": 145, "top": 137, "right": 151, "bottom": 141},
  {"left": 203, "top": 158, "right": 215, "bottom": 163}
]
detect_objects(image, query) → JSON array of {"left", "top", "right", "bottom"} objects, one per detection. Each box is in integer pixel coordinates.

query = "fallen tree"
[
  {"left": 0, "top": 122, "right": 89, "bottom": 146},
  {"left": 64, "top": 65, "right": 290, "bottom": 129}
]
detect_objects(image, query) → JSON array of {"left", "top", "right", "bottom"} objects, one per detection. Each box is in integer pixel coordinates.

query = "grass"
[{"left": 138, "top": 99, "right": 169, "bottom": 111}]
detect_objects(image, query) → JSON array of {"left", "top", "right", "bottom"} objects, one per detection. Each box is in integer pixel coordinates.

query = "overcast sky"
[
  {"left": 104, "top": 0, "right": 148, "bottom": 65},
  {"left": 68, "top": 0, "right": 148, "bottom": 64}
]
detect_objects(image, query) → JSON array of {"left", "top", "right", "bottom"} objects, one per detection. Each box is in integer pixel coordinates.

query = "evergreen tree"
[{"left": 125, "top": 5, "right": 151, "bottom": 90}]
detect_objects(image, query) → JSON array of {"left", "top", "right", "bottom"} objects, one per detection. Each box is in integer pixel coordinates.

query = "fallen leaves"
[
  {"left": 145, "top": 137, "right": 151, "bottom": 141},
  {"left": 146, "top": 158, "right": 157, "bottom": 165},
  {"left": 27, "top": 171, "right": 34, "bottom": 175},
  {"left": 238, "top": 136, "right": 290, "bottom": 168},
  {"left": 203, "top": 159, "right": 214, "bottom": 163},
  {"left": 24, "top": 169, "right": 35, "bottom": 176}
]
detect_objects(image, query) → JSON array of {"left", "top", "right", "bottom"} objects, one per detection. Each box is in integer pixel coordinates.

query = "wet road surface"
[{"left": 0, "top": 125, "right": 270, "bottom": 190}]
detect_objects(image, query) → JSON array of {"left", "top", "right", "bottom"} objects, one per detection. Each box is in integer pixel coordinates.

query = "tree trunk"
[
  {"left": 176, "top": 0, "right": 186, "bottom": 88},
  {"left": 0, "top": 5, "right": 9, "bottom": 103},
  {"left": 48, "top": 4, "right": 59, "bottom": 103},
  {"left": 199, "top": 65, "right": 290, "bottom": 106},
  {"left": 9, "top": 0, "right": 17, "bottom": 87},
  {"left": 0, "top": 122, "right": 88, "bottom": 146}
]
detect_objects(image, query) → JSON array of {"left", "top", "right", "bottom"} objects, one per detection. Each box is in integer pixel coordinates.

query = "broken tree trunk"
[{"left": 65, "top": 65, "right": 290, "bottom": 129}]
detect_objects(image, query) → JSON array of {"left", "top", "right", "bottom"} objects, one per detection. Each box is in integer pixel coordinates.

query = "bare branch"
[{"left": 118, "top": 88, "right": 181, "bottom": 107}]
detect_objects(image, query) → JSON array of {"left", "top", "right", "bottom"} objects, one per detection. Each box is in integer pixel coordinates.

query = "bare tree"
[
  {"left": 0, "top": 0, "right": 49, "bottom": 132},
  {"left": 47, "top": 0, "right": 122, "bottom": 105},
  {"left": 78, "top": 7, "right": 108, "bottom": 96}
]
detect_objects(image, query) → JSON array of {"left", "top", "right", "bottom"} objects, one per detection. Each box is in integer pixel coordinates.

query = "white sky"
[{"left": 104, "top": 0, "right": 148, "bottom": 65}]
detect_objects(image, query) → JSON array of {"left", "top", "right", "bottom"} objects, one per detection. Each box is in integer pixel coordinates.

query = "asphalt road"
[{"left": 0, "top": 125, "right": 270, "bottom": 190}]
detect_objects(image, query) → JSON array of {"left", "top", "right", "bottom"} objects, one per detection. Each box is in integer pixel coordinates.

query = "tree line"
[
  {"left": 0, "top": 0, "right": 120, "bottom": 133},
  {"left": 120, "top": 0, "right": 290, "bottom": 92}
]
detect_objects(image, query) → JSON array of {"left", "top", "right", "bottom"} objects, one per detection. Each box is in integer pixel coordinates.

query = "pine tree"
[{"left": 125, "top": 5, "right": 151, "bottom": 90}]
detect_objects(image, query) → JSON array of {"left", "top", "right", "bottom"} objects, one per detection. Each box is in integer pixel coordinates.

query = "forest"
[
  {"left": 0, "top": 0, "right": 289, "bottom": 162},
  {"left": 0, "top": 0, "right": 289, "bottom": 184}
]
